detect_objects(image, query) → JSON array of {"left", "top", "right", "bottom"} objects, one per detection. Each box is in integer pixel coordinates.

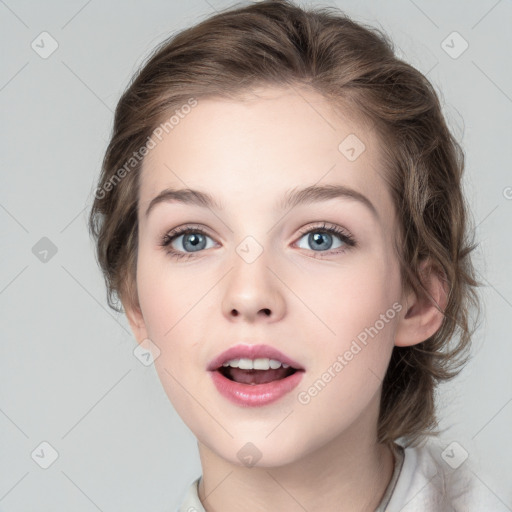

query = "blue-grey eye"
[
  {"left": 174, "top": 232, "right": 213, "bottom": 252},
  {"left": 296, "top": 231, "right": 345, "bottom": 252}
]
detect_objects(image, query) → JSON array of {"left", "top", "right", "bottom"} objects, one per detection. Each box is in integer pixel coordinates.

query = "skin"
[{"left": 123, "top": 85, "right": 447, "bottom": 511}]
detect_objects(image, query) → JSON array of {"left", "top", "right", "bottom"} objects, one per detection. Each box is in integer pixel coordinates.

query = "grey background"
[{"left": 1, "top": 0, "right": 511, "bottom": 510}]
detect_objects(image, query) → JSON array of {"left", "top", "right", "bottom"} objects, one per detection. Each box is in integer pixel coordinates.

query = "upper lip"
[{"left": 207, "top": 344, "right": 305, "bottom": 371}]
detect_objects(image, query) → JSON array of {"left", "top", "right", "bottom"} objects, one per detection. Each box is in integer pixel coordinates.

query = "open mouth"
[
  {"left": 209, "top": 352, "right": 305, "bottom": 406},
  {"left": 217, "top": 365, "right": 298, "bottom": 385}
]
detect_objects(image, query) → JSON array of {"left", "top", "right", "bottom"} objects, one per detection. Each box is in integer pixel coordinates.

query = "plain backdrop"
[{"left": 1, "top": 0, "right": 511, "bottom": 510}]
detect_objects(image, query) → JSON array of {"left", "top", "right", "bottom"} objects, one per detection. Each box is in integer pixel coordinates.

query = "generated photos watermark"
[
  {"left": 297, "top": 301, "right": 403, "bottom": 405},
  {"left": 94, "top": 97, "right": 198, "bottom": 200}
]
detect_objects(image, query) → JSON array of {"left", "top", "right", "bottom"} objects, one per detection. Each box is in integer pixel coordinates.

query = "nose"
[{"left": 221, "top": 248, "right": 286, "bottom": 324}]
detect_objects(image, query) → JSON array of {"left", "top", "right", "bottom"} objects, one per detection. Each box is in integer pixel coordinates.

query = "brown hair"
[{"left": 88, "top": 0, "right": 480, "bottom": 448}]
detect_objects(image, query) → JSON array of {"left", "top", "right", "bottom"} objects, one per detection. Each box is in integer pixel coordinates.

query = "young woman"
[{"left": 89, "top": 1, "right": 492, "bottom": 510}]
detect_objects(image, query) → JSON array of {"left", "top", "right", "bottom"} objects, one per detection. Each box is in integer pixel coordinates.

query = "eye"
[
  {"left": 159, "top": 225, "right": 217, "bottom": 260},
  {"left": 295, "top": 222, "right": 356, "bottom": 256}
]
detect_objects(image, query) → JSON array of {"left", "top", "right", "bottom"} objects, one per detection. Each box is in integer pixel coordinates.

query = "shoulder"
[
  {"left": 177, "top": 476, "right": 204, "bottom": 512},
  {"left": 386, "top": 439, "right": 509, "bottom": 512}
]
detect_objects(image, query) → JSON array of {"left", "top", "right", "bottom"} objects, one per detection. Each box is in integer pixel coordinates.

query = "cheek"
[
  {"left": 295, "top": 254, "right": 400, "bottom": 343},
  {"left": 135, "top": 249, "right": 217, "bottom": 378},
  {"left": 295, "top": 254, "right": 401, "bottom": 402},
  {"left": 136, "top": 256, "right": 208, "bottom": 426},
  {"left": 136, "top": 249, "right": 207, "bottom": 339}
]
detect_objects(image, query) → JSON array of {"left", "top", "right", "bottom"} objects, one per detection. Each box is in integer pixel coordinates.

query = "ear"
[
  {"left": 122, "top": 292, "right": 149, "bottom": 345},
  {"left": 395, "top": 259, "right": 449, "bottom": 347}
]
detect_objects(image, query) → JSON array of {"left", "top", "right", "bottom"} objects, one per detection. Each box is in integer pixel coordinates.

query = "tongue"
[{"left": 226, "top": 367, "right": 292, "bottom": 385}]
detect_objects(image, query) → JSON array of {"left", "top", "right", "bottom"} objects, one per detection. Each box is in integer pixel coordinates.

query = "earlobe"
[
  {"left": 394, "top": 260, "right": 449, "bottom": 348},
  {"left": 123, "top": 298, "right": 149, "bottom": 344}
]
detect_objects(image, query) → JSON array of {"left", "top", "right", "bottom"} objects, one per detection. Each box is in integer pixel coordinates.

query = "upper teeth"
[{"left": 222, "top": 358, "right": 290, "bottom": 370}]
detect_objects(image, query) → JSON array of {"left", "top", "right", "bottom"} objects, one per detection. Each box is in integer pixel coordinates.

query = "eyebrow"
[{"left": 145, "top": 184, "right": 378, "bottom": 219}]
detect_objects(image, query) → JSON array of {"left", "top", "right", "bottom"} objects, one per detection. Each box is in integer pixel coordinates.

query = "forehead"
[{"left": 139, "top": 85, "right": 392, "bottom": 220}]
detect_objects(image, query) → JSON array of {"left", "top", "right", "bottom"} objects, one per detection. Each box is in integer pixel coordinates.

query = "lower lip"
[{"left": 210, "top": 369, "right": 304, "bottom": 407}]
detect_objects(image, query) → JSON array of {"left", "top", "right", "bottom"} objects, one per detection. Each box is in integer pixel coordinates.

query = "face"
[{"left": 129, "top": 85, "right": 405, "bottom": 467}]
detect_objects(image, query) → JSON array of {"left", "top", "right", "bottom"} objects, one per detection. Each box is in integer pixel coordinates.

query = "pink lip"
[
  {"left": 207, "top": 344, "right": 305, "bottom": 371},
  {"left": 207, "top": 343, "right": 305, "bottom": 407},
  {"left": 210, "top": 369, "right": 304, "bottom": 407}
]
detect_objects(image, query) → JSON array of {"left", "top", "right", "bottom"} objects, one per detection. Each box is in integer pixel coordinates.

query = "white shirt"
[{"left": 177, "top": 440, "right": 509, "bottom": 511}]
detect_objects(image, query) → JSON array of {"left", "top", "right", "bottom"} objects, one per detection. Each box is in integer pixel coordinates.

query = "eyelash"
[{"left": 159, "top": 222, "right": 357, "bottom": 261}]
